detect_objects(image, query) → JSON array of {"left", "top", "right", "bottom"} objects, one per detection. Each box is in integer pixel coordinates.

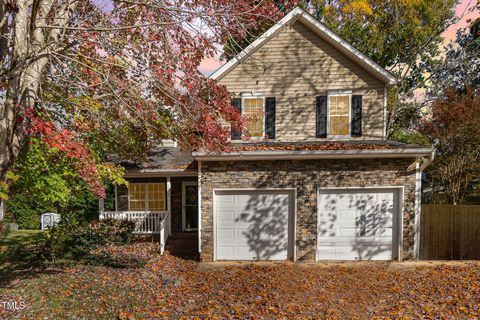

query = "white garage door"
[
  {"left": 215, "top": 190, "right": 292, "bottom": 260},
  {"left": 317, "top": 189, "right": 399, "bottom": 261}
]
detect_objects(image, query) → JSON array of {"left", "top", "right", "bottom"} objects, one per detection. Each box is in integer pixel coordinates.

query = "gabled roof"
[{"left": 210, "top": 7, "right": 397, "bottom": 86}]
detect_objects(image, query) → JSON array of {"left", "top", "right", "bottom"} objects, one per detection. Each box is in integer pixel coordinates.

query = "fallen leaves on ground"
[
  {"left": 89, "top": 242, "right": 159, "bottom": 268},
  {"left": 1, "top": 244, "right": 479, "bottom": 319}
]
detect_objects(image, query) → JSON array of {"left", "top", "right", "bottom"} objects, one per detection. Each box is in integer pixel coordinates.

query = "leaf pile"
[
  {"left": 1, "top": 251, "right": 480, "bottom": 319},
  {"left": 89, "top": 243, "right": 159, "bottom": 268}
]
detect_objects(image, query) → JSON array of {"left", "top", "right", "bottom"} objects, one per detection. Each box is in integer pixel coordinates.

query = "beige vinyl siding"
[{"left": 218, "top": 20, "right": 385, "bottom": 141}]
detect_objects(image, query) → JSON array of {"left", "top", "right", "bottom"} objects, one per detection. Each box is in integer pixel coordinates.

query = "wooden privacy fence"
[{"left": 421, "top": 205, "right": 480, "bottom": 260}]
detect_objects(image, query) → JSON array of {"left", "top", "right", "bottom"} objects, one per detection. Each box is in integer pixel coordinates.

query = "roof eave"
[
  {"left": 193, "top": 148, "right": 433, "bottom": 161},
  {"left": 124, "top": 169, "right": 198, "bottom": 177}
]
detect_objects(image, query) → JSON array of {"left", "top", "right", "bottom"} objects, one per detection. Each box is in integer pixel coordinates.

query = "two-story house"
[{"left": 103, "top": 7, "right": 433, "bottom": 262}]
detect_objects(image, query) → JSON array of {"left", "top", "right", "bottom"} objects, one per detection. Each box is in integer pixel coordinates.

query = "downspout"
[
  {"left": 414, "top": 148, "right": 435, "bottom": 259},
  {"left": 383, "top": 86, "right": 387, "bottom": 140},
  {"left": 414, "top": 162, "right": 422, "bottom": 260},
  {"left": 198, "top": 161, "right": 202, "bottom": 256}
]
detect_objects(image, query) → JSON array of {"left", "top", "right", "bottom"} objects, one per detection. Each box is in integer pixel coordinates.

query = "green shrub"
[
  {"left": 5, "top": 138, "right": 118, "bottom": 229},
  {"left": 5, "top": 193, "right": 53, "bottom": 230},
  {"left": 43, "top": 215, "right": 135, "bottom": 263}
]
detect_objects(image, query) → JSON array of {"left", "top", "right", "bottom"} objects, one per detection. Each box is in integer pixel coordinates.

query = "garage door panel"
[
  {"left": 317, "top": 247, "right": 358, "bottom": 260},
  {"left": 237, "top": 246, "right": 254, "bottom": 258},
  {"left": 215, "top": 191, "right": 292, "bottom": 261},
  {"left": 217, "top": 194, "right": 235, "bottom": 204},
  {"left": 217, "top": 246, "right": 234, "bottom": 259},
  {"left": 339, "top": 210, "right": 357, "bottom": 220},
  {"left": 329, "top": 226, "right": 394, "bottom": 238},
  {"left": 317, "top": 245, "right": 393, "bottom": 260},
  {"left": 217, "top": 210, "right": 235, "bottom": 222},
  {"left": 317, "top": 189, "right": 398, "bottom": 261},
  {"left": 217, "top": 228, "right": 235, "bottom": 239},
  {"left": 354, "top": 237, "right": 392, "bottom": 245},
  {"left": 337, "top": 227, "right": 360, "bottom": 237},
  {"left": 236, "top": 228, "right": 250, "bottom": 241}
]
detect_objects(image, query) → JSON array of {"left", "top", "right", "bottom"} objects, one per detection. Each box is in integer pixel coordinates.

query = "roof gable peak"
[{"left": 210, "top": 7, "right": 397, "bottom": 86}]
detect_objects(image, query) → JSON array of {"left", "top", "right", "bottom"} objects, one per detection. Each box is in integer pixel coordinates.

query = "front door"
[{"left": 182, "top": 182, "right": 198, "bottom": 231}]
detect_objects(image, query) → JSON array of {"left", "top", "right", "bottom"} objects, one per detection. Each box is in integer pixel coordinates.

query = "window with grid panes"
[
  {"left": 329, "top": 95, "right": 350, "bottom": 135},
  {"left": 129, "top": 183, "right": 165, "bottom": 211},
  {"left": 243, "top": 97, "right": 264, "bottom": 137}
]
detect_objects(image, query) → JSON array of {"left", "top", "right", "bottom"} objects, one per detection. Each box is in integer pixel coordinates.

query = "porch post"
[
  {"left": 114, "top": 183, "right": 118, "bottom": 211},
  {"left": 166, "top": 176, "right": 171, "bottom": 229},
  {"left": 98, "top": 198, "right": 105, "bottom": 219},
  {"left": 0, "top": 199, "right": 4, "bottom": 232}
]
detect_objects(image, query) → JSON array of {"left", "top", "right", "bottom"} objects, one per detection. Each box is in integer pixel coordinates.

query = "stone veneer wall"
[{"left": 200, "top": 158, "right": 418, "bottom": 262}]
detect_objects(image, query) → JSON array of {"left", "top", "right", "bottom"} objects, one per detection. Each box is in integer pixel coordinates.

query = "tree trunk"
[{"left": 0, "top": 0, "right": 79, "bottom": 227}]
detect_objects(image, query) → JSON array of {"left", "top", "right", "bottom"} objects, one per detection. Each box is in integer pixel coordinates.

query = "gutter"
[
  {"left": 192, "top": 148, "right": 433, "bottom": 161},
  {"left": 419, "top": 148, "right": 435, "bottom": 171},
  {"left": 124, "top": 169, "right": 198, "bottom": 178}
]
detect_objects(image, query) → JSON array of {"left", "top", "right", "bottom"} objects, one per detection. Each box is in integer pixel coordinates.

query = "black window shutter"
[
  {"left": 265, "top": 97, "right": 276, "bottom": 139},
  {"left": 316, "top": 96, "right": 328, "bottom": 138},
  {"left": 231, "top": 98, "right": 242, "bottom": 140},
  {"left": 351, "top": 95, "right": 362, "bottom": 137}
]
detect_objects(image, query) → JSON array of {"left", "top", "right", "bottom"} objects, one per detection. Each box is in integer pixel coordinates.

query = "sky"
[
  {"left": 444, "top": 0, "right": 479, "bottom": 42},
  {"left": 199, "top": 0, "right": 480, "bottom": 77}
]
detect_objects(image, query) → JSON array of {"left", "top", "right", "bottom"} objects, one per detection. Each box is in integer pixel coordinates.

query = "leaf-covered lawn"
[
  {"left": 0, "top": 230, "right": 45, "bottom": 274},
  {"left": 1, "top": 243, "right": 480, "bottom": 319}
]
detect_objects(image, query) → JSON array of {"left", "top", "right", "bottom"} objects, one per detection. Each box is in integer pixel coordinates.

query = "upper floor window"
[
  {"left": 329, "top": 94, "right": 351, "bottom": 136},
  {"left": 129, "top": 183, "right": 165, "bottom": 211},
  {"left": 243, "top": 97, "right": 264, "bottom": 137}
]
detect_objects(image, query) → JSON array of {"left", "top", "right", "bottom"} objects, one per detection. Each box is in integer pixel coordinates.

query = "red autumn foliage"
[
  {"left": 1, "top": 0, "right": 295, "bottom": 196},
  {"left": 26, "top": 109, "right": 106, "bottom": 198},
  {"left": 420, "top": 88, "right": 480, "bottom": 149},
  {"left": 420, "top": 88, "right": 480, "bottom": 204}
]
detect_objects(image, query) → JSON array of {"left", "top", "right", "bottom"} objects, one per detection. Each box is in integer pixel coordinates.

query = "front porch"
[{"left": 99, "top": 174, "right": 199, "bottom": 257}]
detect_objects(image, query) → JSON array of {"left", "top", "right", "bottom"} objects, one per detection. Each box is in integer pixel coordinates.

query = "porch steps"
[{"left": 164, "top": 232, "right": 198, "bottom": 260}]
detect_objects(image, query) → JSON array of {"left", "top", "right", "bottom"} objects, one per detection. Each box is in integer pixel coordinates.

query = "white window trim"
[
  {"left": 327, "top": 90, "right": 352, "bottom": 138},
  {"left": 128, "top": 182, "right": 166, "bottom": 212},
  {"left": 241, "top": 94, "right": 265, "bottom": 140}
]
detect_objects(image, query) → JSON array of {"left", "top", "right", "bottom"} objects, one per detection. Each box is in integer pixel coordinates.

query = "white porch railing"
[{"left": 100, "top": 211, "right": 171, "bottom": 254}]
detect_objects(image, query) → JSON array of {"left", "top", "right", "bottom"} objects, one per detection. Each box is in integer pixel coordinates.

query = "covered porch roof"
[{"left": 109, "top": 146, "right": 197, "bottom": 177}]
